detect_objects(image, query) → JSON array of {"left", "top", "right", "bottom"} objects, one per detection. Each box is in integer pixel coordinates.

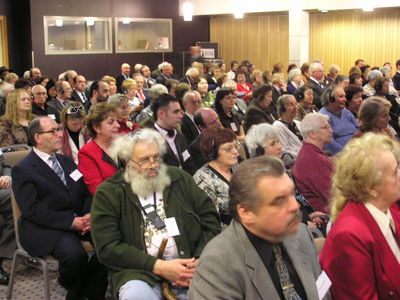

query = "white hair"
[
  {"left": 245, "top": 124, "right": 279, "bottom": 158},
  {"left": 182, "top": 90, "right": 201, "bottom": 104},
  {"left": 288, "top": 68, "right": 301, "bottom": 82},
  {"left": 31, "top": 84, "right": 46, "bottom": 95},
  {"left": 309, "top": 62, "right": 323, "bottom": 75},
  {"left": 110, "top": 128, "right": 167, "bottom": 165},
  {"left": 0, "top": 82, "right": 14, "bottom": 97},
  {"left": 328, "top": 64, "right": 340, "bottom": 74},
  {"left": 300, "top": 113, "right": 329, "bottom": 139},
  {"left": 368, "top": 70, "right": 383, "bottom": 81},
  {"left": 148, "top": 84, "right": 168, "bottom": 100},
  {"left": 107, "top": 93, "right": 127, "bottom": 106},
  {"left": 222, "top": 79, "right": 237, "bottom": 89},
  {"left": 159, "top": 62, "right": 171, "bottom": 72},
  {"left": 185, "top": 67, "right": 199, "bottom": 77}
]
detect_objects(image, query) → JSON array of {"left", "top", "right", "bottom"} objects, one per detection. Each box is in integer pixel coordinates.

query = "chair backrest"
[
  {"left": 10, "top": 190, "right": 24, "bottom": 250},
  {"left": 1, "top": 144, "right": 31, "bottom": 168}
]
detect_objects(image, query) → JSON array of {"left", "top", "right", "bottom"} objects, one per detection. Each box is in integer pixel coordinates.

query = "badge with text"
[
  {"left": 182, "top": 150, "right": 191, "bottom": 162},
  {"left": 69, "top": 169, "right": 83, "bottom": 182},
  {"left": 230, "top": 122, "right": 238, "bottom": 132},
  {"left": 316, "top": 271, "right": 332, "bottom": 300},
  {"left": 164, "top": 217, "right": 180, "bottom": 237}
]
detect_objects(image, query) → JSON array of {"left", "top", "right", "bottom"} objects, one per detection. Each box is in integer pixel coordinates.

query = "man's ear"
[{"left": 237, "top": 204, "right": 255, "bottom": 225}]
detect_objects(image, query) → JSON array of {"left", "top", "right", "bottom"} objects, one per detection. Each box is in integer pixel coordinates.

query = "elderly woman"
[
  {"left": 300, "top": 63, "right": 310, "bottom": 83},
  {"left": 196, "top": 77, "right": 214, "bottom": 108},
  {"left": 287, "top": 68, "right": 303, "bottom": 95},
  {"left": 295, "top": 84, "right": 317, "bottom": 121},
  {"left": 292, "top": 113, "right": 333, "bottom": 214},
  {"left": 215, "top": 88, "right": 245, "bottom": 142},
  {"left": 0, "top": 88, "right": 35, "bottom": 147},
  {"left": 102, "top": 75, "right": 117, "bottom": 96},
  {"left": 243, "top": 85, "right": 275, "bottom": 132},
  {"left": 320, "top": 133, "right": 400, "bottom": 300},
  {"left": 363, "top": 69, "right": 383, "bottom": 97},
  {"left": 108, "top": 93, "right": 140, "bottom": 134},
  {"left": 353, "top": 97, "right": 395, "bottom": 138},
  {"left": 273, "top": 94, "right": 303, "bottom": 167},
  {"left": 345, "top": 84, "right": 363, "bottom": 119},
  {"left": 326, "top": 64, "right": 340, "bottom": 86},
  {"left": 250, "top": 69, "right": 264, "bottom": 88},
  {"left": 122, "top": 78, "right": 142, "bottom": 108},
  {"left": 78, "top": 102, "right": 120, "bottom": 195},
  {"left": 136, "top": 84, "right": 168, "bottom": 126},
  {"left": 193, "top": 127, "right": 239, "bottom": 225},
  {"left": 236, "top": 71, "right": 253, "bottom": 102},
  {"left": 334, "top": 75, "right": 350, "bottom": 89},
  {"left": 59, "top": 102, "right": 89, "bottom": 165}
]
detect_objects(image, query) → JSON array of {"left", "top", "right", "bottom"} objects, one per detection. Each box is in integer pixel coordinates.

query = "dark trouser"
[
  {"left": 0, "top": 188, "right": 16, "bottom": 264},
  {"left": 52, "top": 232, "right": 108, "bottom": 300}
]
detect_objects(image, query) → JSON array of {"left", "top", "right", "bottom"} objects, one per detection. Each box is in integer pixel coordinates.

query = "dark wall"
[{"left": 29, "top": 0, "right": 210, "bottom": 80}]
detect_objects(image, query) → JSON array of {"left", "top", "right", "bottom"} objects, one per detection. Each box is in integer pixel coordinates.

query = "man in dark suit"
[
  {"left": 156, "top": 62, "right": 173, "bottom": 85},
  {"left": 307, "top": 62, "right": 327, "bottom": 109},
  {"left": 12, "top": 116, "right": 107, "bottom": 300},
  {"left": 189, "top": 156, "right": 328, "bottom": 300},
  {"left": 133, "top": 73, "right": 149, "bottom": 105},
  {"left": 71, "top": 75, "right": 88, "bottom": 104},
  {"left": 153, "top": 94, "right": 195, "bottom": 174},
  {"left": 189, "top": 108, "right": 222, "bottom": 172},
  {"left": 116, "top": 63, "right": 131, "bottom": 93},
  {"left": 47, "top": 80, "right": 72, "bottom": 123},
  {"left": 393, "top": 59, "right": 400, "bottom": 92},
  {"left": 181, "top": 90, "right": 202, "bottom": 144},
  {"left": 84, "top": 80, "right": 110, "bottom": 112},
  {"left": 180, "top": 67, "right": 200, "bottom": 90},
  {"left": 140, "top": 65, "right": 156, "bottom": 89}
]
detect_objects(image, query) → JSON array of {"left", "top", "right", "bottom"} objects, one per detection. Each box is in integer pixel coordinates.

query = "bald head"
[{"left": 194, "top": 107, "right": 222, "bottom": 132}]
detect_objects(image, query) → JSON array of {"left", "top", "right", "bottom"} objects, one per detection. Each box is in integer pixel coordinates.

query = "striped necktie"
[{"left": 48, "top": 155, "right": 66, "bottom": 185}]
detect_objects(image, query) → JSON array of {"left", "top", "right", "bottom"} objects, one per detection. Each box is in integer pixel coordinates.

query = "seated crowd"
[{"left": 0, "top": 56, "right": 399, "bottom": 300}]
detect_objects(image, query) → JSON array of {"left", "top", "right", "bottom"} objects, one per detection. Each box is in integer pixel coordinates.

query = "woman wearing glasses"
[
  {"left": 59, "top": 102, "right": 89, "bottom": 165},
  {"left": 0, "top": 88, "right": 35, "bottom": 148},
  {"left": 193, "top": 127, "right": 239, "bottom": 225},
  {"left": 107, "top": 93, "right": 140, "bottom": 134},
  {"left": 78, "top": 102, "right": 120, "bottom": 195}
]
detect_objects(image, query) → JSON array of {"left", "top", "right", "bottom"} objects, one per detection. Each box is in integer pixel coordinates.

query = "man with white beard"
[{"left": 91, "top": 128, "right": 221, "bottom": 300}]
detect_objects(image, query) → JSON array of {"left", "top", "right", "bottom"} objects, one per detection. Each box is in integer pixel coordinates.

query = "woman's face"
[
  {"left": 109, "top": 82, "right": 117, "bottom": 95},
  {"left": 283, "top": 96, "right": 298, "bottom": 119},
  {"left": 17, "top": 92, "right": 31, "bottom": 113},
  {"left": 197, "top": 78, "right": 208, "bottom": 94},
  {"left": 237, "top": 73, "right": 246, "bottom": 84},
  {"left": 340, "top": 79, "right": 350, "bottom": 89},
  {"left": 302, "top": 89, "right": 314, "bottom": 107},
  {"left": 41, "top": 78, "right": 49, "bottom": 87},
  {"left": 220, "top": 93, "right": 236, "bottom": 111},
  {"left": 66, "top": 118, "right": 84, "bottom": 133},
  {"left": 355, "top": 77, "right": 363, "bottom": 86},
  {"left": 220, "top": 64, "right": 226, "bottom": 73},
  {"left": 117, "top": 101, "right": 130, "bottom": 120},
  {"left": 216, "top": 140, "right": 239, "bottom": 167},
  {"left": 255, "top": 74, "right": 263, "bottom": 84},
  {"left": 348, "top": 92, "right": 363, "bottom": 112},
  {"left": 259, "top": 90, "right": 273, "bottom": 109},
  {"left": 278, "top": 75, "right": 286, "bottom": 87},
  {"left": 264, "top": 138, "right": 282, "bottom": 158},
  {"left": 375, "top": 108, "right": 391, "bottom": 130},
  {"left": 48, "top": 86, "right": 56, "bottom": 98},
  {"left": 95, "top": 114, "right": 120, "bottom": 140},
  {"left": 126, "top": 85, "right": 136, "bottom": 97},
  {"left": 381, "top": 81, "right": 389, "bottom": 95}
]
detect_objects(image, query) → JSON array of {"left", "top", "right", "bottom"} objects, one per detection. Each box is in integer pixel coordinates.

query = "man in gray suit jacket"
[{"left": 189, "top": 156, "right": 327, "bottom": 300}]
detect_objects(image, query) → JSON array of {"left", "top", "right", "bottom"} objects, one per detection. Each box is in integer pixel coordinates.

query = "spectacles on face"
[
  {"left": 38, "top": 127, "right": 63, "bottom": 135},
  {"left": 66, "top": 106, "right": 84, "bottom": 115},
  {"left": 220, "top": 142, "right": 241, "bottom": 153},
  {"left": 131, "top": 155, "right": 161, "bottom": 169}
]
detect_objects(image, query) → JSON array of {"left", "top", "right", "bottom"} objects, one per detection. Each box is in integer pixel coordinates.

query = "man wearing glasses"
[
  {"left": 12, "top": 116, "right": 107, "bottom": 300},
  {"left": 91, "top": 128, "right": 221, "bottom": 300}
]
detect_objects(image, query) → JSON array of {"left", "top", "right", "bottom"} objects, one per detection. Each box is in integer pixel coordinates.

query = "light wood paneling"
[
  {"left": 210, "top": 14, "right": 289, "bottom": 72},
  {"left": 309, "top": 8, "right": 400, "bottom": 74}
]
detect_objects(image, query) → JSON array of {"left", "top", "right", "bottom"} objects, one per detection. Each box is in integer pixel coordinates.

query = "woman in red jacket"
[
  {"left": 320, "top": 133, "right": 400, "bottom": 300},
  {"left": 78, "top": 102, "right": 120, "bottom": 195}
]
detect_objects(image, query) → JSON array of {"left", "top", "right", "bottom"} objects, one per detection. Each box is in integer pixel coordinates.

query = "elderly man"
[
  {"left": 156, "top": 62, "right": 173, "bottom": 85},
  {"left": 287, "top": 68, "right": 302, "bottom": 95},
  {"left": 31, "top": 84, "right": 50, "bottom": 116},
  {"left": 84, "top": 80, "right": 111, "bottom": 112},
  {"left": 180, "top": 68, "right": 200, "bottom": 90},
  {"left": 71, "top": 75, "right": 88, "bottom": 103},
  {"left": 133, "top": 73, "right": 148, "bottom": 105},
  {"left": 140, "top": 65, "right": 156, "bottom": 89},
  {"left": 12, "top": 116, "right": 107, "bottom": 299},
  {"left": 47, "top": 80, "right": 72, "bottom": 122},
  {"left": 91, "top": 129, "right": 221, "bottom": 300},
  {"left": 292, "top": 113, "right": 334, "bottom": 213},
  {"left": 64, "top": 70, "right": 78, "bottom": 89},
  {"left": 319, "top": 85, "right": 358, "bottom": 155},
  {"left": 181, "top": 91, "right": 202, "bottom": 144},
  {"left": 30, "top": 67, "right": 42, "bottom": 83},
  {"left": 188, "top": 156, "right": 327, "bottom": 300},
  {"left": 307, "top": 62, "right": 327, "bottom": 108},
  {"left": 116, "top": 63, "right": 131, "bottom": 93}
]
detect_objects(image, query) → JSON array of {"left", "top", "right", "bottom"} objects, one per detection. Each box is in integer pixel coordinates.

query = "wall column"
[{"left": 288, "top": 8, "right": 309, "bottom": 67}]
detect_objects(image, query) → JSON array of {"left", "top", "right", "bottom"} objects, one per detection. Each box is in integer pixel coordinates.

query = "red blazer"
[
  {"left": 78, "top": 140, "right": 117, "bottom": 195},
  {"left": 236, "top": 82, "right": 253, "bottom": 102},
  {"left": 320, "top": 201, "right": 400, "bottom": 300}
]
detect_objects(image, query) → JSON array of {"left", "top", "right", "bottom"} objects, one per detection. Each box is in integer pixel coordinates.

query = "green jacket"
[{"left": 91, "top": 166, "right": 221, "bottom": 292}]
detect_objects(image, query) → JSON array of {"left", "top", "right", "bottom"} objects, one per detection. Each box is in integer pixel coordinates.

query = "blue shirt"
[{"left": 319, "top": 107, "right": 358, "bottom": 155}]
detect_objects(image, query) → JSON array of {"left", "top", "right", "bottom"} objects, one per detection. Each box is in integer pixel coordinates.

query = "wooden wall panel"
[
  {"left": 210, "top": 14, "right": 289, "bottom": 72},
  {"left": 309, "top": 8, "right": 400, "bottom": 74}
]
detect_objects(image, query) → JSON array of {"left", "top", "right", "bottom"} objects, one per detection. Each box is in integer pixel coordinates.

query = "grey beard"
[{"left": 123, "top": 163, "right": 171, "bottom": 198}]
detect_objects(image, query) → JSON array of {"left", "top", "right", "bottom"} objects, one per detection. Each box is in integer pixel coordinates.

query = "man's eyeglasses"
[
  {"left": 220, "top": 142, "right": 241, "bottom": 153},
  {"left": 66, "top": 106, "right": 84, "bottom": 115},
  {"left": 131, "top": 155, "right": 161, "bottom": 168},
  {"left": 38, "top": 127, "right": 63, "bottom": 135}
]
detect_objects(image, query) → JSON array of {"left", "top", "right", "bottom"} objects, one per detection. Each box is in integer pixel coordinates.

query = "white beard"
[{"left": 123, "top": 163, "right": 171, "bottom": 198}]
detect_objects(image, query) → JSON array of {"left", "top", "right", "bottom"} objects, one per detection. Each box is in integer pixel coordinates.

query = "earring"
[{"left": 370, "top": 191, "right": 377, "bottom": 198}]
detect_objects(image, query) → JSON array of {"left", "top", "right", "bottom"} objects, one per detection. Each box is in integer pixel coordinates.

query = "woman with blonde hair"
[
  {"left": 321, "top": 133, "right": 400, "bottom": 299},
  {"left": 0, "top": 88, "right": 35, "bottom": 147},
  {"left": 102, "top": 75, "right": 117, "bottom": 95}
]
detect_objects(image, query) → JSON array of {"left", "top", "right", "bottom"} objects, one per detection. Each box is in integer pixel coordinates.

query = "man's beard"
[{"left": 123, "top": 163, "right": 171, "bottom": 198}]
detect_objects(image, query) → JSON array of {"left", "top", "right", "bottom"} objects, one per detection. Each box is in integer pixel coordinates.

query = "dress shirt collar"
[
  {"left": 33, "top": 147, "right": 52, "bottom": 165},
  {"left": 155, "top": 122, "right": 176, "bottom": 139},
  {"left": 364, "top": 202, "right": 396, "bottom": 233}
]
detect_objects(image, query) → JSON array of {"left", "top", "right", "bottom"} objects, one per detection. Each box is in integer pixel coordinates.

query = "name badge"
[
  {"left": 316, "top": 271, "right": 332, "bottom": 300},
  {"left": 69, "top": 169, "right": 83, "bottom": 182},
  {"left": 230, "top": 122, "right": 238, "bottom": 132},
  {"left": 48, "top": 114, "right": 56, "bottom": 120},
  {"left": 182, "top": 150, "right": 190, "bottom": 162},
  {"left": 164, "top": 217, "right": 180, "bottom": 237}
]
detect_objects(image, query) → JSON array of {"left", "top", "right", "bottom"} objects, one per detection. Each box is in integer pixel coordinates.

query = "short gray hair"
[
  {"left": 368, "top": 70, "right": 383, "bottom": 81},
  {"left": 107, "top": 93, "right": 128, "bottom": 106},
  {"left": 277, "top": 94, "right": 295, "bottom": 117},
  {"left": 110, "top": 128, "right": 167, "bottom": 165},
  {"left": 380, "top": 66, "right": 391, "bottom": 77},
  {"left": 328, "top": 64, "right": 340, "bottom": 74},
  {"left": 288, "top": 68, "right": 301, "bottom": 82},
  {"left": 148, "top": 84, "right": 168, "bottom": 100},
  {"left": 185, "top": 67, "right": 199, "bottom": 77},
  {"left": 222, "top": 79, "right": 237, "bottom": 89},
  {"left": 32, "top": 84, "right": 46, "bottom": 95},
  {"left": 182, "top": 90, "right": 201, "bottom": 104},
  {"left": 229, "top": 156, "right": 285, "bottom": 221},
  {"left": 309, "top": 62, "right": 323, "bottom": 75},
  {"left": 300, "top": 113, "right": 329, "bottom": 139},
  {"left": 245, "top": 124, "right": 279, "bottom": 158},
  {"left": 159, "top": 62, "right": 172, "bottom": 72}
]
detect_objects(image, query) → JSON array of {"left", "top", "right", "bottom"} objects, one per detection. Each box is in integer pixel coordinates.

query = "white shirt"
[
  {"left": 33, "top": 147, "right": 54, "bottom": 169},
  {"left": 364, "top": 202, "right": 400, "bottom": 264},
  {"left": 154, "top": 123, "right": 181, "bottom": 167}
]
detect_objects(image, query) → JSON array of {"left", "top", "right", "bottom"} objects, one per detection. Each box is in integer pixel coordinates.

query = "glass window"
[
  {"left": 115, "top": 18, "right": 173, "bottom": 53},
  {"left": 44, "top": 16, "right": 112, "bottom": 55}
]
